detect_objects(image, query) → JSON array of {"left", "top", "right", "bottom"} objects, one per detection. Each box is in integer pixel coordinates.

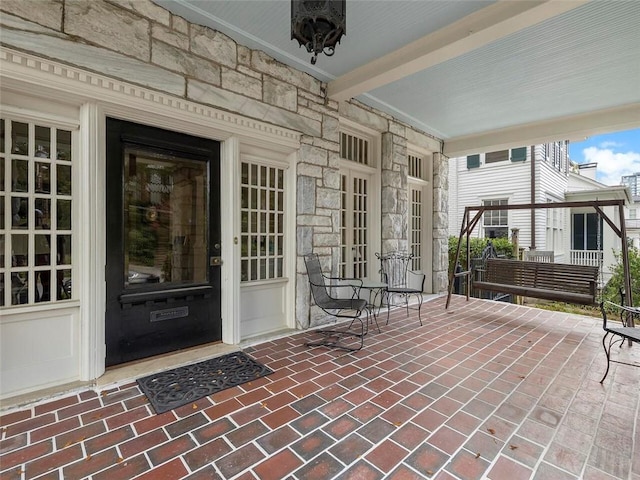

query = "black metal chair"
[
  {"left": 599, "top": 301, "right": 640, "bottom": 383},
  {"left": 376, "top": 251, "right": 426, "bottom": 326},
  {"left": 304, "top": 253, "right": 368, "bottom": 351}
]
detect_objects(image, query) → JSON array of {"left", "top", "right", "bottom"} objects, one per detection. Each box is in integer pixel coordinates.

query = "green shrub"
[
  {"left": 602, "top": 246, "right": 640, "bottom": 306},
  {"left": 448, "top": 236, "right": 514, "bottom": 274}
]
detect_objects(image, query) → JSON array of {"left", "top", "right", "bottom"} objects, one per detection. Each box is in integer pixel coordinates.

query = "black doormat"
[{"left": 137, "top": 351, "right": 273, "bottom": 414}]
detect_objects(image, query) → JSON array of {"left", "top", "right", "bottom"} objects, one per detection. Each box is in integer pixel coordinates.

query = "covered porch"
[{"left": 1, "top": 297, "right": 638, "bottom": 479}]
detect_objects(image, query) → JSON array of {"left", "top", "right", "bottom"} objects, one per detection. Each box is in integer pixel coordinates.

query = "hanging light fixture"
[{"left": 291, "top": 0, "right": 346, "bottom": 65}]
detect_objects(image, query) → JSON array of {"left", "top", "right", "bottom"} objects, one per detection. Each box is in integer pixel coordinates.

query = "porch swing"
[
  {"left": 445, "top": 199, "right": 634, "bottom": 315},
  {"left": 445, "top": 199, "right": 639, "bottom": 382}
]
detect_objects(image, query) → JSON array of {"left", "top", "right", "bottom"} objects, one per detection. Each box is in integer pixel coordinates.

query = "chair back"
[
  {"left": 304, "top": 253, "right": 333, "bottom": 308},
  {"left": 377, "top": 252, "right": 414, "bottom": 289}
]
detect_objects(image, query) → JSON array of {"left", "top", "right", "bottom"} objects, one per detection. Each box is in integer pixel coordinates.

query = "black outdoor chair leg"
[
  {"left": 305, "top": 318, "right": 365, "bottom": 352},
  {"left": 600, "top": 331, "right": 613, "bottom": 383}
]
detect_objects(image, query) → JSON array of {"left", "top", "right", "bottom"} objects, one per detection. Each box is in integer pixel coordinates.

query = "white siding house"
[{"left": 448, "top": 143, "right": 632, "bottom": 285}]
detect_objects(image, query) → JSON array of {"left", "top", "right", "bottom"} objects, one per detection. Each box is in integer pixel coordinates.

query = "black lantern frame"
[{"left": 291, "top": 0, "right": 346, "bottom": 65}]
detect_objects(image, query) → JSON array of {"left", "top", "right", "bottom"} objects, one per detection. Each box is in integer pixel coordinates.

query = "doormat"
[{"left": 137, "top": 351, "right": 273, "bottom": 414}]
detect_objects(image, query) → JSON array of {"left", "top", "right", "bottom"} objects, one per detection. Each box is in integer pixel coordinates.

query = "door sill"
[{"left": 97, "top": 342, "right": 240, "bottom": 389}]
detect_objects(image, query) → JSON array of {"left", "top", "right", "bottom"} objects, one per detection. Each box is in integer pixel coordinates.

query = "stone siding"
[{"left": 0, "top": 0, "right": 447, "bottom": 328}]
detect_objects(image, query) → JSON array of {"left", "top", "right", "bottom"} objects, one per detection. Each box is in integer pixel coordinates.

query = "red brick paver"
[{"left": 1, "top": 297, "right": 639, "bottom": 479}]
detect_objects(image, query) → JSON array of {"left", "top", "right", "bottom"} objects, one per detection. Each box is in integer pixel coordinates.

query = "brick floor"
[{"left": 1, "top": 296, "right": 639, "bottom": 479}]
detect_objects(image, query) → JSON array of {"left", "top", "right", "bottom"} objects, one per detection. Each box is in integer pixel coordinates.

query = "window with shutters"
[{"left": 485, "top": 150, "right": 508, "bottom": 164}]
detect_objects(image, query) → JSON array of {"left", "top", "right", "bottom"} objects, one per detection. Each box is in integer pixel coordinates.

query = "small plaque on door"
[{"left": 150, "top": 306, "right": 189, "bottom": 322}]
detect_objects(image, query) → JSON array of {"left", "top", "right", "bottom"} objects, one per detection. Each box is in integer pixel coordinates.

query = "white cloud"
[
  {"left": 599, "top": 140, "right": 622, "bottom": 149},
  {"left": 581, "top": 146, "right": 640, "bottom": 186}
]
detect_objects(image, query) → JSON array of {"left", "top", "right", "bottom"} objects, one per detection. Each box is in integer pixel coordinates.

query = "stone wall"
[{"left": 0, "top": 0, "right": 448, "bottom": 327}]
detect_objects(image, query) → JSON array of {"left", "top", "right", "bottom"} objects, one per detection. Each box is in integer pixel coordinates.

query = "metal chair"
[
  {"left": 377, "top": 251, "right": 425, "bottom": 326},
  {"left": 304, "top": 253, "right": 368, "bottom": 351},
  {"left": 599, "top": 301, "right": 640, "bottom": 383}
]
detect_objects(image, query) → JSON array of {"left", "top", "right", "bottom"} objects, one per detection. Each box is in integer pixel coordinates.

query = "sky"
[{"left": 568, "top": 127, "right": 640, "bottom": 186}]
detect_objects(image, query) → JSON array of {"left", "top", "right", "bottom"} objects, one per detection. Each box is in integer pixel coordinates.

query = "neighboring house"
[
  {"left": 621, "top": 173, "right": 640, "bottom": 250},
  {"left": 448, "top": 143, "right": 631, "bottom": 285},
  {"left": 0, "top": 2, "right": 447, "bottom": 399}
]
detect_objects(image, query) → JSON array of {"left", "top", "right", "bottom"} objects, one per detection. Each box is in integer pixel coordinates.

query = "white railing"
[{"left": 569, "top": 250, "right": 603, "bottom": 267}]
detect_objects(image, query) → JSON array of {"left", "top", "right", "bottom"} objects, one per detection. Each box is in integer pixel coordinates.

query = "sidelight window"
[
  {"left": 1, "top": 117, "right": 74, "bottom": 306},
  {"left": 240, "top": 162, "right": 285, "bottom": 282}
]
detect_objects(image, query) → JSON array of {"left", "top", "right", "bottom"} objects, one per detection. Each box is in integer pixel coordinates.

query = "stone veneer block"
[
  {"left": 109, "top": 0, "right": 171, "bottom": 26},
  {"left": 152, "top": 40, "right": 220, "bottom": 86},
  {"left": 339, "top": 101, "right": 388, "bottom": 132},
  {"left": 1, "top": 30, "right": 185, "bottom": 97},
  {"left": 297, "top": 177, "right": 317, "bottom": 215},
  {"left": 221, "top": 69, "right": 262, "bottom": 100},
  {"left": 315, "top": 189, "right": 340, "bottom": 210},
  {"left": 171, "top": 15, "right": 189, "bottom": 35},
  {"left": 152, "top": 23, "right": 189, "bottom": 50},
  {"left": 0, "top": 13, "right": 65, "bottom": 36},
  {"left": 191, "top": 25, "right": 237, "bottom": 69},
  {"left": 297, "top": 227, "right": 313, "bottom": 256},
  {"left": 263, "top": 77, "right": 297, "bottom": 112},
  {"left": 1, "top": 0, "right": 63, "bottom": 30},
  {"left": 65, "top": 0, "right": 150, "bottom": 61},
  {"left": 406, "top": 128, "right": 440, "bottom": 152},
  {"left": 251, "top": 51, "right": 320, "bottom": 96},
  {"left": 321, "top": 116, "right": 340, "bottom": 143},
  {"left": 187, "top": 80, "right": 321, "bottom": 137},
  {"left": 298, "top": 144, "right": 328, "bottom": 167}
]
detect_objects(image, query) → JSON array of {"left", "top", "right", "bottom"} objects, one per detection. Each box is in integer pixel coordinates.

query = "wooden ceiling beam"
[{"left": 328, "top": 0, "right": 587, "bottom": 102}]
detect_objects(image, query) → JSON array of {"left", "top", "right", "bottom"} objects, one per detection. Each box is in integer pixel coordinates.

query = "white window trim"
[
  {"left": 338, "top": 119, "right": 381, "bottom": 279},
  {"left": 1, "top": 47, "right": 301, "bottom": 384}
]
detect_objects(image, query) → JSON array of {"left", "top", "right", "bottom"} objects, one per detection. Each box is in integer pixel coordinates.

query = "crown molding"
[{"left": 0, "top": 47, "right": 301, "bottom": 151}]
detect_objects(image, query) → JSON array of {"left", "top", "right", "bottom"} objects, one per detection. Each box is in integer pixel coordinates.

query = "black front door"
[{"left": 105, "top": 119, "right": 221, "bottom": 366}]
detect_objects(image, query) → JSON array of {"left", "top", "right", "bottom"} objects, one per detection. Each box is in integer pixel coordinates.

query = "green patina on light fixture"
[{"left": 291, "top": 0, "right": 346, "bottom": 65}]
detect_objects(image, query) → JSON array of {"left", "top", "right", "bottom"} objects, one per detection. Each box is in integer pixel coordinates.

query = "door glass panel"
[{"left": 123, "top": 148, "right": 208, "bottom": 289}]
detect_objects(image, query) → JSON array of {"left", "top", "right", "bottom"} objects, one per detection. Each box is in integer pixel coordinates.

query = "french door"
[
  {"left": 340, "top": 170, "right": 371, "bottom": 279},
  {"left": 105, "top": 119, "right": 221, "bottom": 366}
]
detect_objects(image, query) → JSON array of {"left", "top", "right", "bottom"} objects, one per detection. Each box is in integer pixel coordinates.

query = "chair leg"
[
  {"left": 599, "top": 332, "right": 613, "bottom": 383},
  {"left": 416, "top": 293, "right": 423, "bottom": 326},
  {"left": 306, "top": 317, "right": 364, "bottom": 352}
]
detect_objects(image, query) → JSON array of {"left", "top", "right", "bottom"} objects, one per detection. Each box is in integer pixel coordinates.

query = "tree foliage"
[{"left": 602, "top": 246, "right": 640, "bottom": 306}]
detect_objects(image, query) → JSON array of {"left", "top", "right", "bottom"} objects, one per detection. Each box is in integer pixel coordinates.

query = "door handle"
[{"left": 210, "top": 256, "right": 223, "bottom": 266}]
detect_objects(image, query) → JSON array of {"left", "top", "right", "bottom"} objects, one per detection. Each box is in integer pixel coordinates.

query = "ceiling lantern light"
[{"left": 291, "top": 0, "right": 346, "bottom": 65}]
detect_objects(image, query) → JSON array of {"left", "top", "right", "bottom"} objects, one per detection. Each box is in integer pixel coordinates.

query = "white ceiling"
[{"left": 155, "top": 0, "right": 640, "bottom": 156}]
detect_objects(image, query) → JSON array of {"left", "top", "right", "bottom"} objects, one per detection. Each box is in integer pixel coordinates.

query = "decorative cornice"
[{"left": 0, "top": 47, "right": 301, "bottom": 149}]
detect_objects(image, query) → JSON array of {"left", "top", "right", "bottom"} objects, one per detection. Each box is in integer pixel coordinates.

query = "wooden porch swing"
[{"left": 445, "top": 199, "right": 634, "bottom": 324}]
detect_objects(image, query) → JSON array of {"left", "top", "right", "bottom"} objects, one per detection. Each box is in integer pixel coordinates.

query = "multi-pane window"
[
  {"left": 340, "top": 131, "right": 370, "bottom": 166},
  {"left": 410, "top": 188, "right": 422, "bottom": 270},
  {"left": 546, "top": 205, "right": 563, "bottom": 253},
  {"left": 545, "top": 141, "right": 568, "bottom": 173},
  {"left": 408, "top": 154, "right": 425, "bottom": 180},
  {"left": 339, "top": 174, "right": 368, "bottom": 278},
  {"left": 572, "top": 213, "right": 602, "bottom": 251},
  {"left": 483, "top": 199, "right": 508, "bottom": 238},
  {"left": 240, "top": 162, "right": 285, "bottom": 282},
  {"left": 1, "top": 117, "right": 73, "bottom": 307}
]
